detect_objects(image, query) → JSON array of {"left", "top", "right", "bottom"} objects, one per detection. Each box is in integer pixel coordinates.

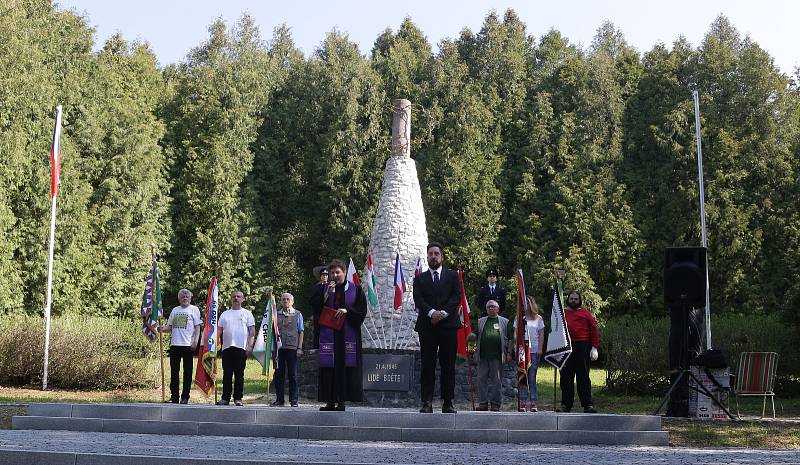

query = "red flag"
[
  {"left": 194, "top": 274, "right": 219, "bottom": 395},
  {"left": 50, "top": 106, "right": 63, "bottom": 198},
  {"left": 455, "top": 270, "right": 472, "bottom": 366},
  {"left": 347, "top": 258, "right": 360, "bottom": 285},
  {"left": 414, "top": 257, "right": 423, "bottom": 277},
  {"left": 515, "top": 269, "right": 531, "bottom": 390}
]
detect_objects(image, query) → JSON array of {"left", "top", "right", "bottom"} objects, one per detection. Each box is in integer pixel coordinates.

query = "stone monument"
[{"left": 362, "top": 98, "right": 428, "bottom": 351}]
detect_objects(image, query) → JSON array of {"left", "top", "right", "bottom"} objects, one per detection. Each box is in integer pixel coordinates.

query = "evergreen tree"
[
  {"left": 253, "top": 30, "right": 388, "bottom": 308},
  {"left": 161, "top": 15, "right": 271, "bottom": 301}
]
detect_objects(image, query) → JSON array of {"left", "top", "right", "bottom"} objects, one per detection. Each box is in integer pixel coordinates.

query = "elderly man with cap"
[
  {"left": 310, "top": 266, "right": 330, "bottom": 350},
  {"left": 476, "top": 268, "right": 508, "bottom": 318}
]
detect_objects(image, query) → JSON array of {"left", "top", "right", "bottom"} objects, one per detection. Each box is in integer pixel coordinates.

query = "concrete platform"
[{"left": 12, "top": 403, "right": 667, "bottom": 446}]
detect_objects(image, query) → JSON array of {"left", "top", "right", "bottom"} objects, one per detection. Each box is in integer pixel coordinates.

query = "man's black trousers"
[
  {"left": 419, "top": 326, "right": 457, "bottom": 402},
  {"left": 221, "top": 347, "right": 246, "bottom": 402},
  {"left": 169, "top": 345, "right": 194, "bottom": 402}
]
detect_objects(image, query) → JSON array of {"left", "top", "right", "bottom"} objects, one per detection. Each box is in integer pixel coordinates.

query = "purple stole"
[{"left": 319, "top": 282, "right": 358, "bottom": 368}]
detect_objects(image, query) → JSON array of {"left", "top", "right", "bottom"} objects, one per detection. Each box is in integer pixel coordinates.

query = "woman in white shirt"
[{"left": 512, "top": 295, "right": 545, "bottom": 412}]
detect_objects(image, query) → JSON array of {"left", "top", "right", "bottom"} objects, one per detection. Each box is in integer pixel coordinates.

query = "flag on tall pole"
[
  {"left": 455, "top": 269, "right": 473, "bottom": 366},
  {"left": 42, "top": 105, "right": 63, "bottom": 390},
  {"left": 392, "top": 253, "right": 406, "bottom": 312},
  {"left": 195, "top": 267, "right": 219, "bottom": 395},
  {"left": 253, "top": 291, "right": 280, "bottom": 375},
  {"left": 414, "top": 256, "right": 423, "bottom": 278},
  {"left": 544, "top": 277, "right": 572, "bottom": 370},
  {"left": 515, "top": 269, "right": 531, "bottom": 396},
  {"left": 50, "top": 107, "right": 63, "bottom": 198}
]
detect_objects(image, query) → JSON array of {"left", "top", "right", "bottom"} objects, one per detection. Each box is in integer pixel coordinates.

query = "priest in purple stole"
[{"left": 311, "top": 259, "right": 367, "bottom": 411}]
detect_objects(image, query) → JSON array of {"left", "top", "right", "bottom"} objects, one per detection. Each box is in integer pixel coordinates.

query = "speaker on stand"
[{"left": 654, "top": 247, "right": 733, "bottom": 419}]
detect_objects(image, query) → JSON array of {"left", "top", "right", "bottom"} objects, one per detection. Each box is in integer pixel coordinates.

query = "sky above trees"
[{"left": 57, "top": 0, "right": 799, "bottom": 75}]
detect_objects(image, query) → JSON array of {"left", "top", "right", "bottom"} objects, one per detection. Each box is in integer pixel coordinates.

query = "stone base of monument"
[
  {"left": 12, "top": 402, "right": 667, "bottom": 446},
  {"left": 297, "top": 347, "right": 521, "bottom": 408}
]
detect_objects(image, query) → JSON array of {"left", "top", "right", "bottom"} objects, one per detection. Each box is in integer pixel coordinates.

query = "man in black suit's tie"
[{"left": 413, "top": 242, "right": 462, "bottom": 413}]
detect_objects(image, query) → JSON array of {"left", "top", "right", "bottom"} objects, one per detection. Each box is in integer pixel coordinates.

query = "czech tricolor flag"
[
  {"left": 393, "top": 253, "right": 406, "bottom": 312},
  {"left": 50, "top": 106, "right": 63, "bottom": 198}
]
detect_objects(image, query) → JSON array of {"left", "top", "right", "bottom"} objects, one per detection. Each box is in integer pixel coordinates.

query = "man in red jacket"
[{"left": 559, "top": 290, "right": 600, "bottom": 413}]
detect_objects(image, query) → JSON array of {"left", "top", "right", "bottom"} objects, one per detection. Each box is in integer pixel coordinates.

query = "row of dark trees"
[{"left": 2, "top": 0, "right": 799, "bottom": 323}]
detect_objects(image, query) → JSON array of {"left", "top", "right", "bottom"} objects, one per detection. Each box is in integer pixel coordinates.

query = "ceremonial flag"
[
  {"left": 414, "top": 256, "right": 423, "bottom": 277},
  {"left": 455, "top": 269, "right": 473, "bottom": 366},
  {"left": 347, "top": 258, "right": 360, "bottom": 285},
  {"left": 253, "top": 292, "right": 280, "bottom": 375},
  {"left": 365, "top": 254, "right": 379, "bottom": 307},
  {"left": 42, "top": 105, "right": 63, "bottom": 390},
  {"left": 139, "top": 253, "right": 162, "bottom": 342},
  {"left": 50, "top": 106, "right": 63, "bottom": 198},
  {"left": 544, "top": 279, "right": 572, "bottom": 370},
  {"left": 393, "top": 253, "right": 406, "bottom": 312},
  {"left": 194, "top": 274, "right": 219, "bottom": 395},
  {"left": 515, "top": 269, "right": 531, "bottom": 390}
]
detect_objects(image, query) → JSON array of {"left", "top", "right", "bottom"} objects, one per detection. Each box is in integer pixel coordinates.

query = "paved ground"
[{"left": 0, "top": 430, "right": 799, "bottom": 464}]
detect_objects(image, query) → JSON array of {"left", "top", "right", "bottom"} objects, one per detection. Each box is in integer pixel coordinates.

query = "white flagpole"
[
  {"left": 693, "top": 90, "right": 712, "bottom": 350},
  {"left": 43, "top": 105, "right": 63, "bottom": 391}
]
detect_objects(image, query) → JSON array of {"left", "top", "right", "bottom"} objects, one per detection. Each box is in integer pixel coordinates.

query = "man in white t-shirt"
[
  {"left": 216, "top": 289, "right": 256, "bottom": 406},
  {"left": 161, "top": 289, "right": 201, "bottom": 404}
]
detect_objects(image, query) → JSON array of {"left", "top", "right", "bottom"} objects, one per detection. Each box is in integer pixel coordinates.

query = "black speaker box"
[{"left": 664, "top": 247, "right": 707, "bottom": 308}]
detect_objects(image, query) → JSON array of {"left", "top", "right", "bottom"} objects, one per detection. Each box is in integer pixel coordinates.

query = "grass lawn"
[{"left": 2, "top": 362, "right": 798, "bottom": 448}]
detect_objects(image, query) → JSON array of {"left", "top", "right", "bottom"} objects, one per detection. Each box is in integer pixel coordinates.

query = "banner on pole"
[
  {"left": 544, "top": 279, "right": 572, "bottom": 370},
  {"left": 194, "top": 273, "right": 219, "bottom": 395},
  {"left": 140, "top": 254, "right": 162, "bottom": 341}
]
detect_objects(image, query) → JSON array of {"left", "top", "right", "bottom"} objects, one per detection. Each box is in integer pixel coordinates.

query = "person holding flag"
[
  {"left": 559, "top": 290, "right": 600, "bottom": 413},
  {"left": 512, "top": 295, "right": 545, "bottom": 412},
  {"left": 311, "top": 259, "right": 367, "bottom": 411},
  {"left": 413, "top": 242, "right": 461, "bottom": 414},
  {"left": 271, "top": 293, "right": 304, "bottom": 407},
  {"left": 216, "top": 290, "right": 256, "bottom": 406},
  {"left": 160, "top": 289, "right": 201, "bottom": 404}
]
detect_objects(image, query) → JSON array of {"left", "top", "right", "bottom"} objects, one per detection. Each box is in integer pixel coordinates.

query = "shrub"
[
  {"left": 603, "top": 313, "right": 799, "bottom": 396},
  {"left": 0, "top": 315, "right": 159, "bottom": 389}
]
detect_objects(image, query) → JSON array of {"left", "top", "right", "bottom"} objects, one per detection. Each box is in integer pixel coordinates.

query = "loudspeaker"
[{"left": 664, "top": 247, "right": 707, "bottom": 308}]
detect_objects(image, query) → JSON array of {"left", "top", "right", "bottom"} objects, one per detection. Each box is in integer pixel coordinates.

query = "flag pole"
[
  {"left": 42, "top": 105, "right": 63, "bottom": 391},
  {"left": 153, "top": 244, "right": 166, "bottom": 403},
  {"left": 692, "top": 90, "right": 712, "bottom": 350},
  {"left": 265, "top": 289, "right": 274, "bottom": 404},
  {"left": 554, "top": 269, "right": 566, "bottom": 412}
]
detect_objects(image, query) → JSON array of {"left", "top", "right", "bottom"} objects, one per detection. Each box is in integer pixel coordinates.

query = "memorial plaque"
[{"left": 362, "top": 354, "right": 413, "bottom": 391}]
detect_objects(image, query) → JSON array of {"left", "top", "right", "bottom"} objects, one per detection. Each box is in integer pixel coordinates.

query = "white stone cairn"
[{"left": 363, "top": 99, "right": 428, "bottom": 350}]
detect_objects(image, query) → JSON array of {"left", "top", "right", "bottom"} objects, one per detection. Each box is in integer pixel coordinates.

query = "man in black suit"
[
  {"left": 477, "top": 268, "right": 507, "bottom": 318},
  {"left": 413, "top": 242, "right": 462, "bottom": 413}
]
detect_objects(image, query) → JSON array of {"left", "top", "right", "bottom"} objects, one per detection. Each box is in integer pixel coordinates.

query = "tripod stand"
[{"left": 653, "top": 302, "right": 734, "bottom": 419}]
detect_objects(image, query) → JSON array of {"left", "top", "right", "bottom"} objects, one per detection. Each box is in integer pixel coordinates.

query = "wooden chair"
[{"left": 731, "top": 352, "right": 779, "bottom": 418}]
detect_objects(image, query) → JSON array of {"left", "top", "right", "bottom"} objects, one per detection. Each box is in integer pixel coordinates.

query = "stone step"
[
  {"left": 12, "top": 415, "right": 667, "bottom": 446},
  {"left": 0, "top": 449, "right": 371, "bottom": 465},
  {"left": 25, "top": 403, "right": 662, "bottom": 431}
]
